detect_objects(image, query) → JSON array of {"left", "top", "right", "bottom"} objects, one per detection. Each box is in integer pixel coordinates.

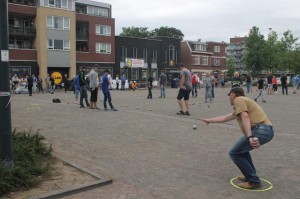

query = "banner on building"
[{"left": 126, "top": 58, "right": 145, "bottom": 68}]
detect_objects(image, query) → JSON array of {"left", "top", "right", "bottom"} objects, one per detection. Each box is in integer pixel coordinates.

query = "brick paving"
[{"left": 11, "top": 87, "right": 300, "bottom": 199}]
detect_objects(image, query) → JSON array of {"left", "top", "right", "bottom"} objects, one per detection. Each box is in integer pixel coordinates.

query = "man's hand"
[
  {"left": 200, "top": 118, "right": 210, "bottom": 125},
  {"left": 249, "top": 138, "right": 260, "bottom": 149}
]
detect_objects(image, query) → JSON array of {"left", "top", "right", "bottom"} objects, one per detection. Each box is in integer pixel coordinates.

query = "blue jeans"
[
  {"left": 160, "top": 85, "right": 166, "bottom": 98},
  {"left": 246, "top": 82, "right": 251, "bottom": 93},
  {"left": 229, "top": 124, "right": 274, "bottom": 184},
  {"left": 205, "top": 86, "right": 212, "bottom": 102}
]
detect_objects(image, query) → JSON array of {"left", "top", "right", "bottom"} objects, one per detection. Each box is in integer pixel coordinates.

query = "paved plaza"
[{"left": 11, "top": 87, "right": 300, "bottom": 199}]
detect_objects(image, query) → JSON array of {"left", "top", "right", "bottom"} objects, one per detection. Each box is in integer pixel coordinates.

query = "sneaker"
[
  {"left": 254, "top": 98, "right": 257, "bottom": 102},
  {"left": 176, "top": 110, "right": 184, "bottom": 115},
  {"left": 238, "top": 182, "right": 261, "bottom": 189},
  {"left": 111, "top": 108, "right": 118, "bottom": 111},
  {"left": 237, "top": 176, "right": 247, "bottom": 181},
  {"left": 104, "top": 108, "right": 109, "bottom": 111},
  {"left": 262, "top": 100, "right": 266, "bottom": 103},
  {"left": 183, "top": 111, "right": 190, "bottom": 116}
]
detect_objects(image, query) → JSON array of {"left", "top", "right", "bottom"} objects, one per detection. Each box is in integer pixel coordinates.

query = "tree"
[
  {"left": 226, "top": 56, "right": 235, "bottom": 78},
  {"left": 278, "top": 30, "right": 299, "bottom": 72},
  {"left": 243, "top": 26, "right": 266, "bottom": 75},
  {"left": 119, "top": 26, "right": 150, "bottom": 38},
  {"left": 264, "top": 30, "right": 281, "bottom": 72},
  {"left": 149, "top": 26, "right": 184, "bottom": 40}
]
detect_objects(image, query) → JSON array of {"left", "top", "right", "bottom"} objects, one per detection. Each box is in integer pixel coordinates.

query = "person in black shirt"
[
  {"left": 147, "top": 72, "right": 153, "bottom": 99},
  {"left": 267, "top": 73, "right": 273, "bottom": 95},
  {"left": 254, "top": 75, "right": 266, "bottom": 103},
  {"left": 280, "top": 74, "right": 288, "bottom": 95},
  {"left": 27, "top": 74, "right": 33, "bottom": 96}
]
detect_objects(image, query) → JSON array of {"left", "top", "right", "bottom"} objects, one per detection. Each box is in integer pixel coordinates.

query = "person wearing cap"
[
  {"left": 176, "top": 64, "right": 192, "bottom": 115},
  {"left": 201, "top": 87, "right": 274, "bottom": 189}
]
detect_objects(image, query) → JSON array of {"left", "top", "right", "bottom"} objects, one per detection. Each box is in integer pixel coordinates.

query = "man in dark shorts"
[{"left": 176, "top": 64, "right": 192, "bottom": 116}]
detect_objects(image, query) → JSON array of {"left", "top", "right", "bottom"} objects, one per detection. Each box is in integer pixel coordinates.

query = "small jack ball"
[
  {"left": 149, "top": 109, "right": 152, "bottom": 111},
  {"left": 192, "top": 125, "right": 197, "bottom": 130},
  {"left": 137, "top": 107, "right": 139, "bottom": 109}
]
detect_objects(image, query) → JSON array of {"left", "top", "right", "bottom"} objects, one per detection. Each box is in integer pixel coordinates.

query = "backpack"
[{"left": 192, "top": 75, "right": 197, "bottom": 85}]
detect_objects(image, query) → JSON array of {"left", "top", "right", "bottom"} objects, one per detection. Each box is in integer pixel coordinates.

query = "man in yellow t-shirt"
[{"left": 201, "top": 87, "right": 274, "bottom": 189}]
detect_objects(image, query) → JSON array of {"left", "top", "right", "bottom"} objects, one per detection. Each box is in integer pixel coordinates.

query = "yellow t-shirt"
[{"left": 233, "top": 96, "right": 272, "bottom": 134}]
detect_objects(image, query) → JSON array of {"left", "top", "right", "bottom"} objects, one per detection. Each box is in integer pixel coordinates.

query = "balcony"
[
  {"left": 8, "top": 0, "right": 36, "bottom": 6},
  {"left": 76, "top": 32, "right": 88, "bottom": 41},
  {"left": 9, "top": 26, "right": 36, "bottom": 37}
]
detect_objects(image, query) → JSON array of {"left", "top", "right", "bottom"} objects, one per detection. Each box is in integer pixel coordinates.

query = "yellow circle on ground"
[
  {"left": 230, "top": 177, "right": 273, "bottom": 192},
  {"left": 51, "top": 72, "right": 62, "bottom": 85}
]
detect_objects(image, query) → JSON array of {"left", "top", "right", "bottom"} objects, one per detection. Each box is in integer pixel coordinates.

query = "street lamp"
[{"left": 268, "top": 28, "right": 273, "bottom": 73}]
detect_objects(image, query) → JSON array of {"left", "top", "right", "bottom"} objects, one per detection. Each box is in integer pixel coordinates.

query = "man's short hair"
[
  {"left": 228, "top": 87, "right": 245, "bottom": 96},
  {"left": 176, "top": 63, "right": 184, "bottom": 68}
]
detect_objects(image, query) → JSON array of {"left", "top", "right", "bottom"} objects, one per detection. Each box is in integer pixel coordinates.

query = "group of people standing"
[{"left": 73, "top": 65, "right": 117, "bottom": 111}]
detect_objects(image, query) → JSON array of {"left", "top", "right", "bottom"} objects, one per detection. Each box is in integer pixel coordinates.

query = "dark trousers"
[
  {"left": 103, "top": 92, "right": 114, "bottom": 109},
  {"left": 192, "top": 84, "right": 197, "bottom": 97},
  {"left": 28, "top": 85, "right": 33, "bottom": 96},
  {"left": 80, "top": 86, "right": 90, "bottom": 107},
  {"left": 282, "top": 85, "right": 288, "bottom": 95},
  {"left": 121, "top": 83, "right": 125, "bottom": 90},
  {"left": 147, "top": 86, "right": 152, "bottom": 98},
  {"left": 211, "top": 85, "right": 215, "bottom": 98},
  {"left": 116, "top": 83, "right": 119, "bottom": 90}
]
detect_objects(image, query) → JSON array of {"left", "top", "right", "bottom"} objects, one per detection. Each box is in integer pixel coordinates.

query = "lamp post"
[
  {"left": 0, "top": 0, "right": 14, "bottom": 166},
  {"left": 268, "top": 28, "right": 273, "bottom": 73}
]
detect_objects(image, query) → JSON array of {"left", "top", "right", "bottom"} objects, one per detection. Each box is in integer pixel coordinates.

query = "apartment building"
[
  {"left": 226, "top": 37, "right": 246, "bottom": 74},
  {"left": 8, "top": 0, "right": 114, "bottom": 85},
  {"left": 181, "top": 39, "right": 227, "bottom": 78}
]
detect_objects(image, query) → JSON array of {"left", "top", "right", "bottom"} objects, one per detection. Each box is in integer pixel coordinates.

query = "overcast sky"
[{"left": 95, "top": 0, "right": 300, "bottom": 43}]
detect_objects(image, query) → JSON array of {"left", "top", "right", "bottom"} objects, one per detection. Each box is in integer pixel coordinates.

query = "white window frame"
[
  {"left": 47, "top": 39, "right": 54, "bottom": 49},
  {"left": 96, "top": 43, "right": 111, "bottom": 54},
  {"left": 47, "top": 39, "right": 70, "bottom": 51},
  {"left": 61, "top": 0, "right": 68, "bottom": 9},
  {"left": 214, "top": 58, "right": 220, "bottom": 66},
  {"left": 47, "top": 16, "right": 53, "bottom": 28},
  {"left": 214, "top": 46, "right": 220, "bottom": 53},
  {"left": 95, "top": 25, "right": 111, "bottom": 36},
  {"left": 63, "top": 18, "right": 70, "bottom": 30},
  {"left": 202, "top": 56, "right": 208, "bottom": 65},
  {"left": 46, "top": 16, "right": 70, "bottom": 30},
  {"left": 49, "top": 0, "right": 55, "bottom": 7},
  {"left": 63, "top": 40, "right": 70, "bottom": 50},
  {"left": 195, "top": 44, "right": 206, "bottom": 51},
  {"left": 193, "top": 56, "right": 200, "bottom": 65}
]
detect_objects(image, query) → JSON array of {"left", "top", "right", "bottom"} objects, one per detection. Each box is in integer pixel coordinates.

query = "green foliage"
[
  {"left": 0, "top": 129, "right": 53, "bottom": 196},
  {"left": 243, "top": 26, "right": 267, "bottom": 75},
  {"left": 226, "top": 56, "right": 235, "bottom": 78},
  {"left": 119, "top": 26, "right": 150, "bottom": 38},
  {"left": 149, "top": 26, "right": 184, "bottom": 40},
  {"left": 119, "top": 26, "right": 184, "bottom": 39},
  {"left": 278, "top": 30, "right": 299, "bottom": 72},
  {"left": 264, "top": 30, "right": 282, "bottom": 72}
]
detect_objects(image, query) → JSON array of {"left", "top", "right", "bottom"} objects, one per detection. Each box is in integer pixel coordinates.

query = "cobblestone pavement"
[{"left": 11, "top": 87, "right": 300, "bottom": 199}]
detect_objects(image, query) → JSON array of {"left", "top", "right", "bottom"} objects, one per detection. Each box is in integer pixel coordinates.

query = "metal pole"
[{"left": 0, "top": 0, "right": 14, "bottom": 166}]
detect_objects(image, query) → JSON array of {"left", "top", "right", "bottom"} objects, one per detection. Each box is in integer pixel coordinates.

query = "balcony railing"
[
  {"left": 9, "top": 26, "right": 36, "bottom": 37},
  {"left": 8, "top": 0, "right": 36, "bottom": 6},
  {"left": 76, "top": 33, "right": 88, "bottom": 41}
]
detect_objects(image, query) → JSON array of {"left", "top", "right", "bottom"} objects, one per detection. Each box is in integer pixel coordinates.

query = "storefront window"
[
  {"left": 131, "top": 68, "right": 139, "bottom": 80},
  {"left": 9, "top": 66, "right": 31, "bottom": 79}
]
